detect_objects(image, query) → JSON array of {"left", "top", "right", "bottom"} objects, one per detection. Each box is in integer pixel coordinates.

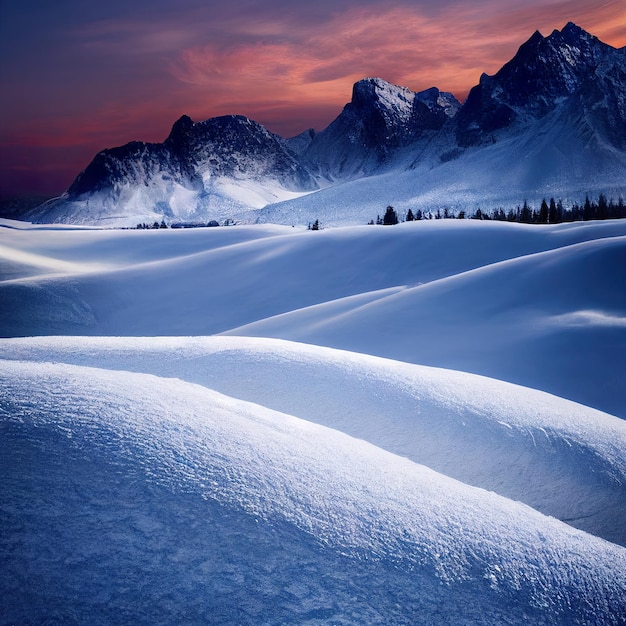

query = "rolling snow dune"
[
  {"left": 2, "top": 359, "right": 625, "bottom": 625},
  {"left": 227, "top": 232, "right": 626, "bottom": 418},
  {"left": 2, "top": 335, "right": 626, "bottom": 546},
  {"left": 1, "top": 219, "right": 625, "bottom": 417},
  {"left": 2, "top": 216, "right": 626, "bottom": 623}
]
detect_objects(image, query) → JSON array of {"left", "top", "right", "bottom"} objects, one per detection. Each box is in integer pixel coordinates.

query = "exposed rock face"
[
  {"left": 302, "top": 78, "right": 460, "bottom": 178},
  {"left": 68, "top": 114, "right": 317, "bottom": 198},
  {"left": 456, "top": 22, "right": 619, "bottom": 146}
]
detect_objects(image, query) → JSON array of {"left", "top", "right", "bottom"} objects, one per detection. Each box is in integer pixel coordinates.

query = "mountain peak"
[
  {"left": 456, "top": 21, "right": 614, "bottom": 146},
  {"left": 166, "top": 114, "right": 195, "bottom": 146},
  {"left": 301, "top": 77, "right": 459, "bottom": 179},
  {"left": 351, "top": 78, "right": 415, "bottom": 112},
  {"left": 561, "top": 21, "right": 587, "bottom": 38},
  {"left": 25, "top": 23, "right": 626, "bottom": 227}
]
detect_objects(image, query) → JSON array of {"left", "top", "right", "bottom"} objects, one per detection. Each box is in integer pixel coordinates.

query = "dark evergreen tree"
[
  {"left": 597, "top": 193, "right": 608, "bottom": 220},
  {"left": 383, "top": 206, "right": 399, "bottom": 225},
  {"left": 415, "top": 209, "right": 423, "bottom": 221},
  {"left": 520, "top": 201, "right": 532, "bottom": 223},
  {"left": 548, "top": 198, "right": 558, "bottom": 224},
  {"left": 406, "top": 209, "right": 415, "bottom": 222},
  {"left": 493, "top": 209, "right": 506, "bottom": 221},
  {"left": 538, "top": 199, "right": 549, "bottom": 224},
  {"left": 311, "top": 219, "right": 320, "bottom": 231}
]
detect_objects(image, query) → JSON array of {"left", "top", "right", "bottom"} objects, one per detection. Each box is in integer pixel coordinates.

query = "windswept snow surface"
[
  {"left": 2, "top": 218, "right": 625, "bottom": 416},
  {"left": 3, "top": 335, "right": 626, "bottom": 547},
  {"left": 2, "top": 359, "right": 626, "bottom": 624},
  {"left": 2, "top": 217, "right": 626, "bottom": 623}
]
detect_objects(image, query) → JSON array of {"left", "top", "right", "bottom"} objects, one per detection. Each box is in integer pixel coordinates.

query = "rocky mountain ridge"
[{"left": 27, "top": 22, "right": 626, "bottom": 226}]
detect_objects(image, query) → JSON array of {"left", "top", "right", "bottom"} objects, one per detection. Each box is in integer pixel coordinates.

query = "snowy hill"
[
  {"left": 2, "top": 217, "right": 625, "bottom": 416},
  {"left": 24, "top": 22, "right": 626, "bottom": 227},
  {"left": 2, "top": 357, "right": 625, "bottom": 624},
  {"left": 2, "top": 217, "right": 626, "bottom": 623}
]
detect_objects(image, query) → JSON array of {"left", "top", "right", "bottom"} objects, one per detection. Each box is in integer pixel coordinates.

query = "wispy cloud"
[{"left": 167, "top": 0, "right": 626, "bottom": 131}]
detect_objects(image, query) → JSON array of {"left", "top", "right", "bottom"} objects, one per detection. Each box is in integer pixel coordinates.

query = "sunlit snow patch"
[{"left": 1, "top": 359, "right": 625, "bottom": 624}]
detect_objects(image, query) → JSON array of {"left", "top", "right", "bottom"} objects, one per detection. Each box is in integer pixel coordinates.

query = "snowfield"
[{"left": 1, "top": 217, "right": 626, "bottom": 624}]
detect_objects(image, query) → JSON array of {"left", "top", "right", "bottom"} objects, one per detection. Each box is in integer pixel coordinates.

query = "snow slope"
[
  {"left": 255, "top": 111, "right": 626, "bottom": 227},
  {"left": 2, "top": 217, "right": 625, "bottom": 623},
  {"left": 2, "top": 218, "right": 625, "bottom": 417},
  {"left": 227, "top": 228, "right": 626, "bottom": 418},
  {"left": 2, "top": 358, "right": 625, "bottom": 624},
  {"left": 3, "top": 335, "right": 626, "bottom": 547}
]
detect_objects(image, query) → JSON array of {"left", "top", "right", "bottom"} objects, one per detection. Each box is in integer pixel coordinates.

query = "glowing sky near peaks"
[{"left": 0, "top": 0, "right": 624, "bottom": 197}]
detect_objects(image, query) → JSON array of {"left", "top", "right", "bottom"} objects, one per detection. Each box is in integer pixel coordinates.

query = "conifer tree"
[{"left": 383, "top": 206, "right": 399, "bottom": 225}]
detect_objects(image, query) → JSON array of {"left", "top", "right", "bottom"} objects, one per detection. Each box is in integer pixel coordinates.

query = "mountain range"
[{"left": 26, "top": 22, "right": 626, "bottom": 227}]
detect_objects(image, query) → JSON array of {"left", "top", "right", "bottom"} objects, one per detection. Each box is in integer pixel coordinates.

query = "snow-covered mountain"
[
  {"left": 25, "top": 22, "right": 626, "bottom": 227},
  {"left": 256, "top": 22, "right": 626, "bottom": 225},
  {"left": 300, "top": 78, "right": 460, "bottom": 180},
  {"left": 28, "top": 115, "right": 318, "bottom": 226},
  {"left": 456, "top": 22, "right": 616, "bottom": 145}
]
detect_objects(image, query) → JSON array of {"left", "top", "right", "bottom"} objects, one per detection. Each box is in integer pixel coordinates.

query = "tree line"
[{"left": 369, "top": 194, "right": 626, "bottom": 226}]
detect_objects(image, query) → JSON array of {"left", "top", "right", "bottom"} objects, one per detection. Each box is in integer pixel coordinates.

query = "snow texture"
[
  {"left": 3, "top": 335, "right": 626, "bottom": 547},
  {"left": 2, "top": 217, "right": 625, "bottom": 418},
  {"left": 2, "top": 176, "right": 626, "bottom": 623},
  {"left": 2, "top": 359, "right": 625, "bottom": 624}
]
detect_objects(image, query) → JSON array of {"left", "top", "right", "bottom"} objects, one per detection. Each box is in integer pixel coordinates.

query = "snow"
[
  {"left": 2, "top": 218, "right": 625, "bottom": 415},
  {"left": 1, "top": 217, "right": 625, "bottom": 623},
  {"left": 3, "top": 335, "right": 626, "bottom": 547},
  {"left": 363, "top": 77, "right": 415, "bottom": 123},
  {"left": 2, "top": 359, "right": 625, "bottom": 624},
  {"left": 255, "top": 107, "right": 626, "bottom": 227}
]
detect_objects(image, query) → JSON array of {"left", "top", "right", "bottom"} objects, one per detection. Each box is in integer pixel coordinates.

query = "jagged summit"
[
  {"left": 35, "top": 113, "right": 318, "bottom": 225},
  {"left": 301, "top": 77, "right": 460, "bottom": 179},
  {"left": 456, "top": 22, "right": 616, "bottom": 145}
]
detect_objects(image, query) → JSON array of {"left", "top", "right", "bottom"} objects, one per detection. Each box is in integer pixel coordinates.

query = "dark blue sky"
[{"left": 1, "top": 0, "right": 624, "bottom": 197}]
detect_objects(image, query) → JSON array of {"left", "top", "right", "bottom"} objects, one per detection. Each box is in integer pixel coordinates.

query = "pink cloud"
[{"left": 4, "top": 0, "right": 625, "bottom": 196}]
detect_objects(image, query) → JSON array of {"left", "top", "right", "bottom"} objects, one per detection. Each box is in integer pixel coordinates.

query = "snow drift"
[
  {"left": 2, "top": 359, "right": 625, "bottom": 625},
  {"left": 2, "top": 216, "right": 625, "bottom": 623},
  {"left": 2, "top": 218, "right": 625, "bottom": 418},
  {"left": 3, "top": 335, "right": 626, "bottom": 547}
]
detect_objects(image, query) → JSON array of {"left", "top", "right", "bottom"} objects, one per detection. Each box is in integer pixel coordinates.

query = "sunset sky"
[{"left": 1, "top": 0, "right": 625, "bottom": 198}]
